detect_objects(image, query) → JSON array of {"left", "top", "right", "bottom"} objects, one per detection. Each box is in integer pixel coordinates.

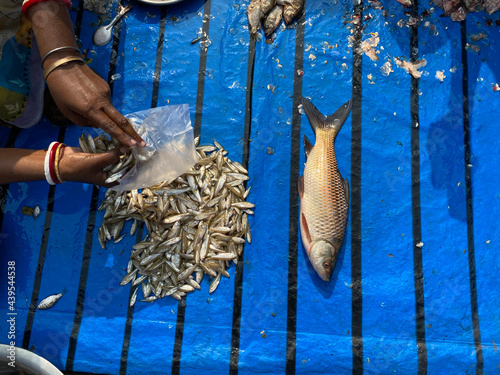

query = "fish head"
[{"left": 309, "top": 240, "right": 339, "bottom": 281}]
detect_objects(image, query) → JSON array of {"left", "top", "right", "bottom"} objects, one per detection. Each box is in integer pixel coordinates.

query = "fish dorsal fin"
[
  {"left": 343, "top": 178, "right": 350, "bottom": 203},
  {"left": 303, "top": 135, "right": 313, "bottom": 158},
  {"left": 301, "top": 213, "right": 312, "bottom": 244},
  {"left": 298, "top": 175, "right": 304, "bottom": 199}
]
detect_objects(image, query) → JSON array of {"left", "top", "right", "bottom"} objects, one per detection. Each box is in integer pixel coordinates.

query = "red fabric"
[
  {"left": 48, "top": 142, "right": 60, "bottom": 184},
  {"left": 22, "top": 0, "right": 71, "bottom": 15}
]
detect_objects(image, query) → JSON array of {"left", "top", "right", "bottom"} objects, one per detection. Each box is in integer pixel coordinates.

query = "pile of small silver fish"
[
  {"left": 97, "top": 138, "right": 254, "bottom": 305},
  {"left": 79, "top": 134, "right": 136, "bottom": 184},
  {"left": 247, "top": 0, "right": 304, "bottom": 39}
]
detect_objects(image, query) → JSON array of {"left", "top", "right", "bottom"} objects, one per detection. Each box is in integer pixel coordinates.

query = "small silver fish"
[
  {"left": 129, "top": 287, "right": 138, "bottom": 307},
  {"left": 37, "top": 289, "right": 67, "bottom": 310},
  {"left": 231, "top": 201, "right": 255, "bottom": 209},
  {"left": 105, "top": 167, "right": 130, "bottom": 184},
  {"left": 33, "top": 205, "right": 41, "bottom": 219}
]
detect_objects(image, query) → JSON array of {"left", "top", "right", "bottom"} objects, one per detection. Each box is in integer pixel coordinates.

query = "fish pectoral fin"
[
  {"left": 301, "top": 213, "right": 312, "bottom": 244},
  {"left": 343, "top": 178, "right": 350, "bottom": 203},
  {"left": 303, "top": 135, "right": 313, "bottom": 159},
  {"left": 298, "top": 175, "right": 304, "bottom": 199}
]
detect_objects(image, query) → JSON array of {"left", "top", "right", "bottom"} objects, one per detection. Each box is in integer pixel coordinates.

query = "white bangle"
[{"left": 44, "top": 142, "right": 58, "bottom": 185}]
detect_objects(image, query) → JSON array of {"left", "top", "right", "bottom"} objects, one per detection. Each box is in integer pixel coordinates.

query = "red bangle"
[
  {"left": 22, "top": 0, "right": 72, "bottom": 15},
  {"left": 48, "top": 142, "right": 60, "bottom": 184}
]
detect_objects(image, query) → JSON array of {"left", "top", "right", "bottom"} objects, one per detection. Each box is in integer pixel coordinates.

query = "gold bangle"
[
  {"left": 54, "top": 143, "right": 65, "bottom": 183},
  {"left": 43, "top": 56, "right": 85, "bottom": 81}
]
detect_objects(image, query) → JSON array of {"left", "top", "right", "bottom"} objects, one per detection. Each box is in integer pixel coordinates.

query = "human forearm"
[
  {"left": 0, "top": 145, "right": 128, "bottom": 187},
  {"left": 0, "top": 149, "right": 46, "bottom": 184},
  {"left": 26, "top": 0, "right": 81, "bottom": 71}
]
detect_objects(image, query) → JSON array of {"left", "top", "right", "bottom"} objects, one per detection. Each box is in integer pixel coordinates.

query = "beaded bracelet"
[
  {"left": 43, "top": 56, "right": 85, "bottom": 81},
  {"left": 41, "top": 46, "right": 81, "bottom": 67}
]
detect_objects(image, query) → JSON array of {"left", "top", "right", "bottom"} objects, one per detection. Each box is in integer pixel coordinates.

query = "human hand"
[
  {"left": 45, "top": 63, "right": 146, "bottom": 148},
  {"left": 27, "top": 0, "right": 145, "bottom": 147},
  {"left": 58, "top": 146, "right": 129, "bottom": 188}
]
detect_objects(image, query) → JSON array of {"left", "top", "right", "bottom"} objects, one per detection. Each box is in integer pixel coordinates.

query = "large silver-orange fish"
[{"left": 299, "top": 97, "right": 351, "bottom": 281}]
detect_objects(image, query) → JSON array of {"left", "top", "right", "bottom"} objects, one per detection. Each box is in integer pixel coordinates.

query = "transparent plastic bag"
[{"left": 110, "top": 104, "right": 199, "bottom": 192}]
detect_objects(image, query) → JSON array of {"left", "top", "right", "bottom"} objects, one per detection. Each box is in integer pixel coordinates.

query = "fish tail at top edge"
[{"left": 301, "top": 97, "right": 352, "bottom": 137}]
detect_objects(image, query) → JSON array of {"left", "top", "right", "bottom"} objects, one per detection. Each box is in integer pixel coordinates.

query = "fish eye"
[{"left": 323, "top": 262, "right": 330, "bottom": 269}]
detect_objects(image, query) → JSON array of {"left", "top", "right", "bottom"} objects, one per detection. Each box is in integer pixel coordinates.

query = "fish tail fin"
[
  {"left": 301, "top": 97, "right": 352, "bottom": 137},
  {"left": 61, "top": 287, "right": 68, "bottom": 295}
]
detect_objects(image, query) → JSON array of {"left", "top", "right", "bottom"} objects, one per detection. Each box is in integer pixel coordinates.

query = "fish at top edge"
[{"left": 298, "top": 97, "right": 351, "bottom": 281}]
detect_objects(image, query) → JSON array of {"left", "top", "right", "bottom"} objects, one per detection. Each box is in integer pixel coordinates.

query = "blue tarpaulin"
[{"left": 1, "top": 0, "right": 499, "bottom": 374}]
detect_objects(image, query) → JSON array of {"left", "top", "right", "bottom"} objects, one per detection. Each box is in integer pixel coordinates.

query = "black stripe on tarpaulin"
[
  {"left": 151, "top": 7, "right": 167, "bottom": 109},
  {"left": 171, "top": 297, "right": 186, "bottom": 375},
  {"left": 119, "top": 222, "right": 145, "bottom": 375},
  {"left": 228, "top": 36, "right": 256, "bottom": 375},
  {"left": 171, "top": 0, "right": 212, "bottom": 373},
  {"left": 350, "top": 0, "right": 363, "bottom": 373},
  {"left": 0, "top": 127, "right": 21, "bottom": 231},
  {"left": 286, "top": 9, "right": 306, "bottom": 375},
  {"left": 410, "top": 0, "right": 427, "bottom": 373},
  {"left": 193, "top": 0, "right": 212, "bottom": 139},
  {"left": 119, "top": 9, "right": 167, "bottom": 374},
  {"left": 460, "top": 20, "right": 483, "bottom": 375},
  {"left": 73, "top": 0, "right": 85, "bottom": 41},
  {"left": 66, "top": 1, "right": 124, "bottom": 370},
  {"left": 22, "top": 126, "right": 67, "bottom": 349},
  {"left": 65, "top": 185, "right": 99, "bottom": 371}
]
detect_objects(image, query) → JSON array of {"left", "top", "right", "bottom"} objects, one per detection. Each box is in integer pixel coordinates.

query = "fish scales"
[{"left": 303, "top": 129, "right": 347, "bottom": 238}]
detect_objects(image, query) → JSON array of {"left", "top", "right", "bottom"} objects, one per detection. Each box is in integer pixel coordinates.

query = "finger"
[
  {"left": 86, "top": 110, "right": 138, "bottom": 148},
  {"left": 103, "top": 105, "right": 146, "bottom": 147},
  {"left": 94, "top": 146, "right": 127, "bottom": 170},
  {"left": 102, "top": 181, "right": 120, "bottom": 188}
]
